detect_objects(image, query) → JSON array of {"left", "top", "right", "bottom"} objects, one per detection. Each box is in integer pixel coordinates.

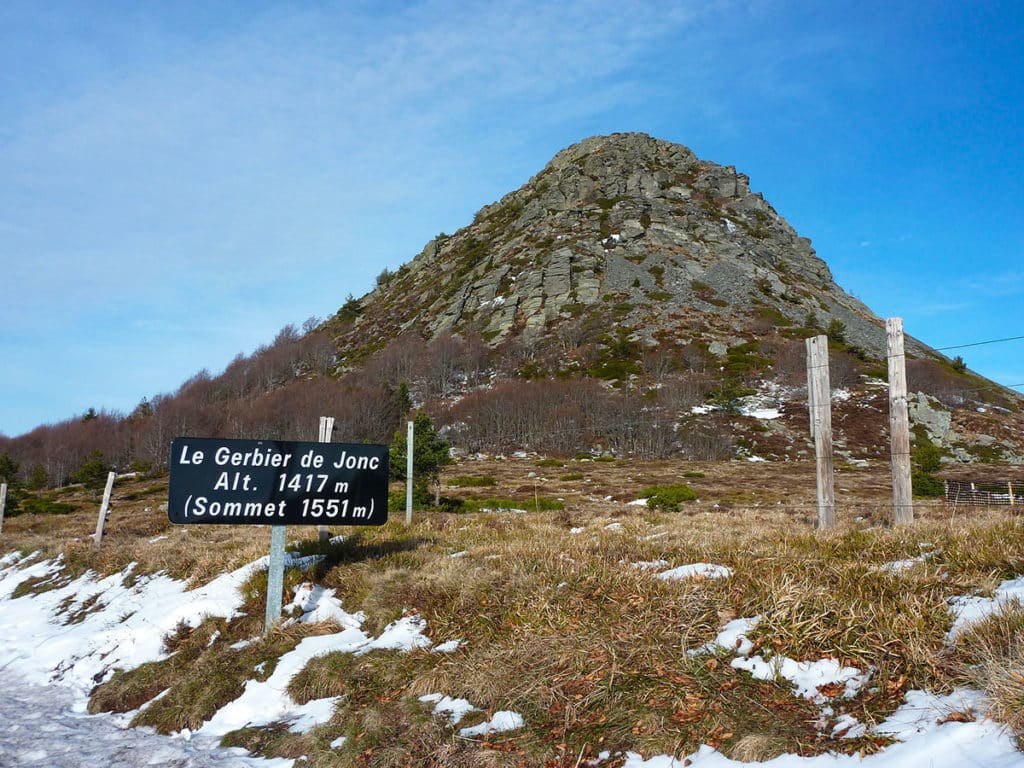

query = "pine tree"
[{"left": 389, "top": 410, "right": 453, "bottom": 506}]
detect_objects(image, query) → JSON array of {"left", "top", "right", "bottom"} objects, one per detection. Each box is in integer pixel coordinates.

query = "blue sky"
[{"left": 1, "top": 0, "right": 1022, "bottom": 437}]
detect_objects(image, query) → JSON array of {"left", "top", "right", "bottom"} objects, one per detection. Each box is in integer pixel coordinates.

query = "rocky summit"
[{"left": 329, "top": 132, "right": 923, "bottom": 361}]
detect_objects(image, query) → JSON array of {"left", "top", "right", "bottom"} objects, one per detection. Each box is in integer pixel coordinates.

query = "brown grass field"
[{"left": 2, "top": 457, "right": 1023, "bottom": 767}]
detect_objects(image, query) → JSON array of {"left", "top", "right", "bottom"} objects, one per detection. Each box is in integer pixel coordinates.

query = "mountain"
[
  {"left": 4, "top": 134, "right": 1020, "bottom": 486},
  {"left": 329, "top": 132, "right": 922, "bottom": 362}
]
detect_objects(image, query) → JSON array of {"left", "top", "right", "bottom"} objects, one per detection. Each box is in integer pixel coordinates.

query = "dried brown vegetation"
[{"left": 3, "top": 459, "right": 1024, "bottom": 765}]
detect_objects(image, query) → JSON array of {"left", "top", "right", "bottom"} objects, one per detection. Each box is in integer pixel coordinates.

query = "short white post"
[
  {"left": 405, "top": 420, "right": 414, "bottom": 525},
  {"left": 93, "top": 472, "right": 116, "bottom": 548},
  {"left": 887, "top": 318, "right": 913, "bottom": 525},
  {"left": 0, "top": 482, "right": 7, "bottom": 534},
  {"left": 806, "top": 335, "right": 835, "bottom": 529},
  {"left": 318, "top": 416, "right": 335, "bottom": 543}
]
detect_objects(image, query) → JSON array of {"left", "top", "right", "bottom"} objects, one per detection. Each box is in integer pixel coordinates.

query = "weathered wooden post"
[
  {"left": 318, "top": 416, "right": 335, "bottom": 543},
  {"left": 887, "top": 318, "right": 914, "bottom": 524},
  {"left": 806, "top": 335, "right": 835, "bottom": 528},
  {"left": 1009, "top": 481, "right": 1016, "bottom": 506},
  {"left": 405, "top": 420, "right": 414, "bottom": 526},
  {"left": 93, "top": 471, "right": 116, "bottom": 548},
  {"left": 0, "top": 482, "right": 7, "bottom": 534}
]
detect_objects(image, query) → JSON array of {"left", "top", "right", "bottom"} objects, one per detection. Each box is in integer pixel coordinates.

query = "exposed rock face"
[
  {"left": 908, "top": 392, "right": 958, "bottom": 445},
  {"left": 329, "top": 132, "right": 935, "bottom": 362}
]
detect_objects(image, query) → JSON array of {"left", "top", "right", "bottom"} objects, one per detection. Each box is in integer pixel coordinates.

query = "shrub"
[
  {"left": 72, "top": 450, "right": 111, "bottom": 491},
  {"left": 912, "top": 471, "right": 944, "bottom": 498},
  {"left": 641, "top": 483, "right": 697, "bottom": 511}
]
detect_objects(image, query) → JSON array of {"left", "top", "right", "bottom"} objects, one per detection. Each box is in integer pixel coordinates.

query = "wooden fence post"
[
  {"left": 1010, "top": 482, "right": 1016, "bottom": 506},
  {"left": 93, "top": 471, "right": 116, "bottom": 548},
  {"left": 806, "top": 335, "right": 835, "bottom": 528},
  {"left": 0, "top": 482, "right": 6, "bottom": 535},
  {"left": 887, "top": 318, "right": 914, "bottom": 524},
  {"left": 318, "top": 416, "right": 335, "bottom": 543}
]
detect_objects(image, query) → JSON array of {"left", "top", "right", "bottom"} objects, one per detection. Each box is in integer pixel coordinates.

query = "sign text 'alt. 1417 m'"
[{"left": 168, "top": 437, "right": 389, "bottom": 526}]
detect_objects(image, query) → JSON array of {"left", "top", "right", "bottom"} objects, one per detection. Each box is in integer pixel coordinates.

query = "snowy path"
[{"left": 0, "top": 672, "right": 289, "bottom": 768}]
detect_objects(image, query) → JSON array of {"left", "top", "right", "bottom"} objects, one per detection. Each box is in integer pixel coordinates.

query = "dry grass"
[{"left": 3, "top": 460, "right": 1024, "bottom": 764}]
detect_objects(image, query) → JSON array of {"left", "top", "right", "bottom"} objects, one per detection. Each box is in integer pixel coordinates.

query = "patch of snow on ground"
[
  {"left": 947, "top": 575, "right": 1024, "bottom": 640},
  {"left": 731, "top": 655, "right": 870, "bottom": 703},
  {"left": 0, "top": 671, "right": 291, "bottom": 768},
  {"left": 742, "top": 406, "right": 782, "bottom": 420},
  {"left": 876, "top": 548, "right": 942, "bottom": 575},
  {"left": 831, "top": 712, "right": 866, "bottom": 738},
  {"left": 628, "top": 497, "right": 649, "bottom": 506},
  {"left": 458, "top": 710, "right": 525, "bottom": 738},
  {"left": 0, "top": 556, "right": 265, "bottom": 701},
  {"left": 433, "top": 639, "right": 463, "bottom": 653},
  {"left": 688, "top": 616, "right": 760, "bottom": 657},
  {"left": 657, "top": 563, "right": 732, "bottom": 581},
  {"left": 419, "top": 693, "right": 478, "bottom": 724},
  {"left": 618, "top": 688, "right": 1017, "bottom": 768},
  {"left": 289, "top": 582, "right": 363, "bottom": 628}
]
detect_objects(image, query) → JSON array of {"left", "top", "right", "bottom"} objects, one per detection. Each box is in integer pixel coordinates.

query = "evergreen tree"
[
  {"left": 389, "top": 410, "right": 453, "bottom": 506},
  {"left": 72, "top": 449, "right": 110, "bottom": 491},
  {"left": 0, "top": 452, "right": 19, "bottom": 485}
]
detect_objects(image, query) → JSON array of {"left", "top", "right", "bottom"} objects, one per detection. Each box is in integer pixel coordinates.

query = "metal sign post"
[
  {"left": 264, "top": 525, "right": 287, "bottom": 633},
  {"left": 406, "top": 420, "right": 414, "bottom": 526}
]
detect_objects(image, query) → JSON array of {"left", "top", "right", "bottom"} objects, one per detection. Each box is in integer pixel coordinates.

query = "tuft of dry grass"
[{"left": 727, "top": 733, "right": 791, "bottom": 762}]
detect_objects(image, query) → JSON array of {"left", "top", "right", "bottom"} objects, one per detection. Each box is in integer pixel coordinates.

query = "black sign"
[{"left": 168, "top": 437, "right": 389, "bottom": 526}]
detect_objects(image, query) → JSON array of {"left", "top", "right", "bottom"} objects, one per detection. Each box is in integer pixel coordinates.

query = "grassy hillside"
[{"left": 2, "top": 460, "right": 1024, "bottom": 766}]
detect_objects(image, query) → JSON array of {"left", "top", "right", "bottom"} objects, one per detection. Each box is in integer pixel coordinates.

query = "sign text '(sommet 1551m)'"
[
  {"left": 168, "top": 437, "right": 389, "bottom": 526},
  {"left": 180, "top": 494, "right": 371, "bottom": 520}
]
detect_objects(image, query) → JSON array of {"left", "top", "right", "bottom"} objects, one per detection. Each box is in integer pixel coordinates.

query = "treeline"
[
  {"left": 6, "top": 313, "right": 989, "bottom": 493},
  {"left": 0, "top": 321, "right": 398, "bottom": 488},
  {"left": 0, "top": 320, "right": 746, "bottom": 490}
]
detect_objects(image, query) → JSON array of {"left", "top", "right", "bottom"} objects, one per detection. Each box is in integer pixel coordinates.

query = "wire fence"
[{"left": 945, "top": 479, "right": 1023, "bottom": 507}]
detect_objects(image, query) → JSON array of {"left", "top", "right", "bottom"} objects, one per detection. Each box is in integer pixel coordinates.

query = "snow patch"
[
  {"left": 947, "top": 575, "right": 1024, "bottom": 640},
  {"left": 657, "top": 563, "right": 732, "bottom": 581},
  {"left": 458, "top": 710, "right": 525, "bottom": 738}
]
